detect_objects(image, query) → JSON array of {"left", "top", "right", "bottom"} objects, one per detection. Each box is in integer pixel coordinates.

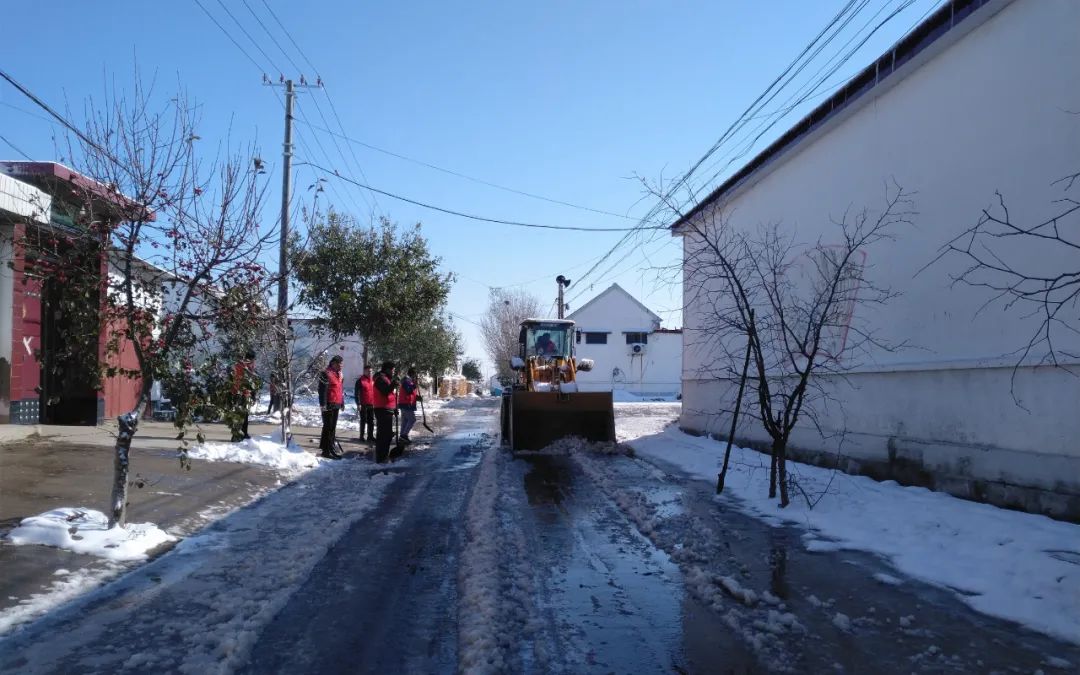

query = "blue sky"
[{"left": 0, "top": 1, "right": 943, "bottom": 375}]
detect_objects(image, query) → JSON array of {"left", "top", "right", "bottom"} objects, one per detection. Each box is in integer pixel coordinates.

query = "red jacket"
[
  {"left": 398, "top": 377, "right": 418, "bottom": 409},
  {"left": 374, "top": 372, "right": 398, "bottom": 410},
  {"left": 232, "top": 360, "right": 255, "bottom": 397},
  {"left": 355, "top": 375, "right": 375, "bottom": 405},
  {"left": 320, "top": 368, "right": 344, "bottom": 407}
]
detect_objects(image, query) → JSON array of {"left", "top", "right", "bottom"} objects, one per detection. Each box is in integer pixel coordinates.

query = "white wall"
[
  {"left": 677, "top": 0, "right": 1080, "bottom": 516},
  {"left": 569, "top": 284, "right": 682, "bottom": 395}
]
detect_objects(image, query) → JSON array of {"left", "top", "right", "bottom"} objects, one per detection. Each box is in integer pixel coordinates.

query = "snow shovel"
[
  {"left": 390, "top": 409, "right": 405, "bottom": 460},
  {"left": 419, "top": 398, "right": 434, "bottom": 434}
]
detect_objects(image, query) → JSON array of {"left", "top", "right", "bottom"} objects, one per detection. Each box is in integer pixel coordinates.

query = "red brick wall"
[{"left": 9, "top": 223, "right": 42, "bottom": 407}]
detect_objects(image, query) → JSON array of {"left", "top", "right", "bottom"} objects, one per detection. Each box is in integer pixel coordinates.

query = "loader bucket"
[{"left": 505, "top": 391, "right": 616, "bottom": 451}]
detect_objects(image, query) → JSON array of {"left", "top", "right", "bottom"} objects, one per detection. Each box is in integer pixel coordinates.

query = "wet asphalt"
[{"left": 3, "top": 400, "right": 1077, "bottom": 673}]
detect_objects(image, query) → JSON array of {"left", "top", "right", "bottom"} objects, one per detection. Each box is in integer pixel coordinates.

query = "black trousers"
[
  {"left": 359, "top": 404, "right": 375, "bottom": 440},
  {"left": 374, "top": 408, "right": 395, "bottom": 462},
  {"left": 320, "top": 406, "right": 340, "bottom": 452}
]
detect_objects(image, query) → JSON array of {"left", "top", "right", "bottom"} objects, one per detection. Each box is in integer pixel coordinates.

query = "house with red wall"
[{"left": 0, "top": 161, "right": 150, "bottom": 425}]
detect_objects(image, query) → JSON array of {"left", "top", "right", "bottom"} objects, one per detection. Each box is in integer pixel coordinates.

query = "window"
[
  {"left": 585, "top": 332, "right": 607, "bottom": 345},
  {"left": 624, "top": 332, "right": 648, "bottom": 345}
]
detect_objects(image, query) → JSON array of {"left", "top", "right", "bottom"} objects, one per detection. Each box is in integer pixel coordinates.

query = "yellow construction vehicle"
[{"left": 499, "top": 317, "right": 616, "bottom": 451}]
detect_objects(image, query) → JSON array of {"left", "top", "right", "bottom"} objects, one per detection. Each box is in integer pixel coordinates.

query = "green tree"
[
  {"left": 291, "top": 212, "right": 454, "bottom": 364},
  {"left": 461, "top": 358, "right": 482, "bottom": 381},
  {"left": 373, "top": 313, "right": 462, "bottom": 379}
]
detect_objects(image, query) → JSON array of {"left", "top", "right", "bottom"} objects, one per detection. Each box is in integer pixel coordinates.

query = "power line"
[
  {"left": 301, "top": 161, "right": 665, "bottom": 233},
  {"left": 213, "top": 0, "right": 284, "bottom": 75},
  {"left": 241, "top": 0, "right": 304, "bottom": 75},
  {"left": 259, "top": 0, "right": 320, "bottom": 74},
  {"left": 0, "top": 133, "right": 32, "bottom": 160},
  {"left": 567, "top": 0, "right": 883, "bottom": 296},
  {"left": 297, "top": 120, "right": 650, "bottom": 222},
  {"left": 238, "top": 0, "right": 379, "bottom": 216},
  {"left": 193, "top": 0, "right": 267, "bottom": 74},
  {"left": 0, "top": 68, "right": 126, "bottom": 172},
  {"left": 252, "top": 0, "right": 384, "bottom": 218}
]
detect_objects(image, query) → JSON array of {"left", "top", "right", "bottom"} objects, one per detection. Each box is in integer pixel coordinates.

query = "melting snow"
[
  {"left": 187, "top": 435, "right": 318, "bottom": 472},
  {"left": 6, "top": 508, "right": 176, "bottom": 562},
  {"left": 619, "top": 417, "right": 1080, "bottom": 645}
]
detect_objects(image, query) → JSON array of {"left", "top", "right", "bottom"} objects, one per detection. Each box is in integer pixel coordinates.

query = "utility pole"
[
  {"left": 277, "top": 80, "right": 293, "bottom": 444},
  {"left": 556, "top": 275, "right": 571, "bottom": 319},
  {"left": 264, "top": 76, "right": 320, "bottom": 443}
]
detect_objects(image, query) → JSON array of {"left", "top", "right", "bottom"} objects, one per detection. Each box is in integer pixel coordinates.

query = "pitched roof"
[
  {"left": 671, "top": 0, "right": 1006, "bottom": 232},
  {"left": 567, "top": 283, "right": 661, "bottom": 323}
]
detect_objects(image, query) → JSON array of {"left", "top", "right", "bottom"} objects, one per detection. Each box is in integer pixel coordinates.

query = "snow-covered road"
[{"left": 1, "top": 399, "right": 1076, "bottom": 673}]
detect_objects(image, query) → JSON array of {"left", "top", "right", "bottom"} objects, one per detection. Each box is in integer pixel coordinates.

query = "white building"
[
  {"left": 567, "top": 283, "right": 681, "bottom": 397},
  {"left": 673, "top": 0, "right": 1080, "bottom": 519}
]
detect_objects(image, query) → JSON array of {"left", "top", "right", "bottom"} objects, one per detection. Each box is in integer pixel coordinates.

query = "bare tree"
[
  {"left": 665, "top": 181, "right": 913, "bottom": 507},
  {"left": 20, "top": 81, "right": 275, "bottom": 527},
  {"left": 480, "top": 287, "right": 542, "bottom": 381},
  {"left": 930, "top": 169, "right": 1079, "bottom": 385}
]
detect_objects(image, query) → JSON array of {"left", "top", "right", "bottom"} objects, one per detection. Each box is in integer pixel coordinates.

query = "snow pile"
[
  {"left": 623, "top": 424, "right": 1080, "bottom": 645},
  {"left": 187, "top": 435, "right": 318, "bottom": 472},
  {"left": 6, "top": 509, "right": 176, "bottom": 562},
  {"left": 612, "top": 389, "right": 679, "bottom": 402}
]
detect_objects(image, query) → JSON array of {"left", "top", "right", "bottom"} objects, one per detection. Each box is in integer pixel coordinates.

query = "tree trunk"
[
  {"left": 718, "top": 320, "right": 754, "bottom": 494},
  {"left": 768, "top": 439, "right": 779, "bottom": 499},
  {"left": 777, "top": 440, "right": 790, "bottom": 508},
  {"left": 109, "top": 411, "right": 138, "bottom": 528}
]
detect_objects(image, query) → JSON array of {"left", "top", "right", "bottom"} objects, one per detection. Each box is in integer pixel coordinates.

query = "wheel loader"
[{"left": 499, "top": 318, "right": 616, "bottom": 451}]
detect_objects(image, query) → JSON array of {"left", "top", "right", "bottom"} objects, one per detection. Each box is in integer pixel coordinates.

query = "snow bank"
[
  {"left": 612, "top": 389, "right": 679, "bottom": 402},
  {"left": 187, "top": 435, "right": 318, "bottom": 472},
  {"left": 623, "top": 423, "right": 1080, "bottom": 645},
  {"left": 6, "top": 509, "right": 176, "bottom": 562}
]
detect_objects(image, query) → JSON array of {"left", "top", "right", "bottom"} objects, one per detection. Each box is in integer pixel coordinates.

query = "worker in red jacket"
[
  {"left": 354, "top": 364, "right": 376, "bottom": 443},
  {"left": 372, "top": 360, "right": 399, "bottom": 463},
  {"left": 397, "top": 368, "right": 422, "bottom": 445},
  {"left": 317, "top": 355, "right": 345, "bottom": 459},
  {"left": 231, "top": 350, "right": 257, "bottom": 442}
]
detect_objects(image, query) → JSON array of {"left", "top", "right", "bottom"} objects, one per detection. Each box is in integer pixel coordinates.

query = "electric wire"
[
  {"left": 298, "top": 121, "right": 652, "bottom": 223},
  {"left": 0, "top": 133, "right": 32, "bottom": 160},
  {"left": 300, "top": 161, "right": 666, "bottom": 233}
]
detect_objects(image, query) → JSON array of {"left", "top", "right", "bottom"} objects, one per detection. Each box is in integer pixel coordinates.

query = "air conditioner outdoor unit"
[{"left": 628, "top": 343, "right": 647, "bottom": 356}]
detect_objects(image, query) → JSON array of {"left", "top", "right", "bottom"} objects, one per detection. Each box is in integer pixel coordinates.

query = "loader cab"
[{"left": 519, "top": 319, "right": 575, "bottom": 359}]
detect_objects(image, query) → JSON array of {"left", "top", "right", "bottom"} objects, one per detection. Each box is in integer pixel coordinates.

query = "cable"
[
  {"left": 213, "top": 0, "right": 284, "bottom": 75},
  {"left": 238, "top": 0, "right": 379, "bottom": 216},
  {"left": 292, "top": 99, "right": 372, "bottom": 218},
  {"left": 570, "top": 0, "right": 897, "bottom": 295},
  {"left": 0, "top": 68, "right": 125, "bottom": 171},
  {"left": 0, "top": 133, "right": 32, "bottom": 160},
  {"left": 193, "top": 0, "right": 267, "bottom": 74},
  {"left": 301, "top": 161, "right": 665, "bottom": 233},
  {"left": 241, "top": 0, "right": 304, "bottom": 75},
  {"left": 696, "top": 0, "right": 923, "bottom": 193},
  {"left": 259, "top": 0, "right": 320, "bottom": 74},
  {"left": 0, "top": 100, "right": 57, "bottom": 125},
  {"left": 298, "top": 120, "right": 650, "bottom": 222},
  {"left": 253, "top": 0, "right": 384, "bottom": 218}
]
